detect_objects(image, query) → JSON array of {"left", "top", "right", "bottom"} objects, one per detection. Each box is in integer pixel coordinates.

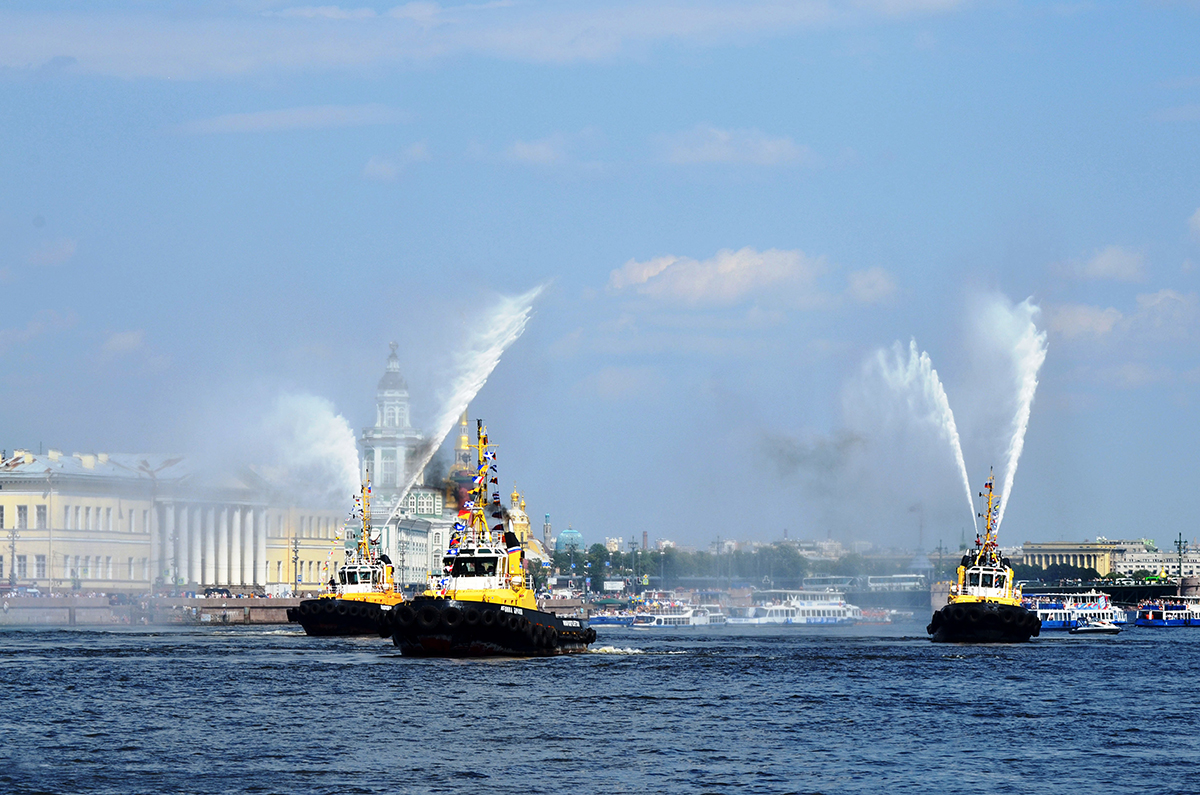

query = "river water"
[{"left": 1, "top": 623, "right": 1196, "bottom": 794}]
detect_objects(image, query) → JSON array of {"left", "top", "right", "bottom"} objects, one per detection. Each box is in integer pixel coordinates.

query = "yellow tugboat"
[
  {"left": 381, "top": 420, "right": 595, "bottom": 656},
  {"left": 287, "top": 480, "right": 405, "bottom": 636},
  {"left": 927, "top": 469, "right": 1040, "bottom": 643}
]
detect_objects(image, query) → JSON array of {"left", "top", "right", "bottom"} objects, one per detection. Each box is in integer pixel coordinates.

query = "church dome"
[
  {"left": 378, "top": 342, "right": 408, "bottom": 392},
  {"left": 555, "top": 527, "right": 583, "bottom": 553}
]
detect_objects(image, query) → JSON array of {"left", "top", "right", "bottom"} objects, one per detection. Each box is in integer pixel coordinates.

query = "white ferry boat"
[
  {"left": 727, "top": 590, "right": 862, "bottom": 626},
  {"left": 1134, "top": 596, "right": 1200, "bottom": 627},
  {"left": 631, "top": 606, "right": 719, "bottom": 628},
  {"left": 1022, "top": 591, "right": 1127, "bottom": 631}
]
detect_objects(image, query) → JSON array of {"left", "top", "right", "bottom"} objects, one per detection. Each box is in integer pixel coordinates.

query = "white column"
[
  {"left": 230, "top": 507, "right": 243, "bottom": 586},
  {"left": 164, "top": 503, "right": 176, "bottom": 584},
  {"left": 149, "top": 502, "right": 160, "bottom": 586},
  {"left": 253, "top": 508, "right": 267, "bottom": 586},
  {"left": 188, "top": 506, "right": 202, "bottom": 585},
  {"left": 203, "top": 507, "right": 216, "bottom": 585},
  {"left": 177, "top": 505, "right": 190, "bottom": 585},
  {"left": 217, "top": 507, "right": 229, "bottom": 585}
]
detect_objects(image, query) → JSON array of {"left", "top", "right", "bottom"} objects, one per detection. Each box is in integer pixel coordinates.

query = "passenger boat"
[
  {"left": 588, "top": 611, "right": 638, "bottom": 628},
  {"left": 381, "top": 421, "right": 595, "bottom": 656},
  {"left": 1068, "top": 617, "right": 1122, "bottom": 635},
  {"left": 287, "top": 480, "right": 404, "bottom": 636},
  {"left": 1022, "top": 590, "right": 1126, "bottom": 631},
  {"left": 1133, "top": 596, "right": 1200, "bottom": 627},
  {"left": 631, "top": 606, "right": 720, "bottom": 628},
  {"left": 927, "top": 470, "right": 1040, "bottom": 643},
  {"left": 726, "top": 590, "right": 862, "bottom": 625}
]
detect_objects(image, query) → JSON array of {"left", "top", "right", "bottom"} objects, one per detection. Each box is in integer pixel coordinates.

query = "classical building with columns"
[{"left": 0, "top": 449, "right": 342, "bottom": 593}]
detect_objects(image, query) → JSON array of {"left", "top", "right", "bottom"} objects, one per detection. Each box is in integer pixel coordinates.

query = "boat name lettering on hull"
[{"left": 500, "top": 606, "right": 524, "bottom": 615}]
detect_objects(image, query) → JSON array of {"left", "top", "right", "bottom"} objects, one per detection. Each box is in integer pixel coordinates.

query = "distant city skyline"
[{"left": 3, "top": 2, "right": 1199, "bottom": 549}]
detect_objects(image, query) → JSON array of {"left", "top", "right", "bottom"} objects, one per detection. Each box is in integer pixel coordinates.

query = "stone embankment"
[{"left": 0, "top": 595, "right": 303, "bottom": 626}]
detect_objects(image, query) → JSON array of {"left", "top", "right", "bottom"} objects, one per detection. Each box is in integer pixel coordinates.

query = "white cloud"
[
  {"left": 177, "top": 104, "right": 406, "bottom": 134},
  {"left": 1128, "top": 289, "right": 1198, "bottom": 338},
  {"left": 27, "top": 239, "right": 76, "bottom": 266},
  {"left": 507, "top": 134, "right": 568, "bottom": 165},
  {"left": 661, "top": 125, "right": 816, "bottom": 166},
  {"left": 847, "top": 267, "right": 896, "bottom": 304},
  {"left": 608, "top": 246, "right": 827, "bottom": 305},
  {"left": 1189, "top": 208, "right": 1200, "bottom": 242},
  {"left": 0, "top": 2, "right": 966, "bottom": 79},
  {"left": 1048, "top": 304, "right": 1123, "bottom": 338},
  {"left": 362, "top": 141, "right": 429, "bottom": 181},
  {"left": 1076, "top": 245, "right": 1145, "bottom": 282},
  {"left": 102, "top": 330, "right": 145, "bottom": 355}
]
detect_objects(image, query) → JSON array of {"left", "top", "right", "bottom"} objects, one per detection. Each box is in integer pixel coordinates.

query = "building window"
[
  {"left": 0, "top": 505, "right": 4, "bottom": 529},
  {"left": 385, "top": 406, "right": 396, "bottom": 427},
  {"left": 81, "top": 557, "right": 90, "bottom": 579},
  {"left": 276, "top": 561, "right": 282, "bottom": 583},
  {"left": 128, "top": 557, "right": 134, "bottom": 579},
  {"left": 0, "top": 555, "right": 4, "bottom": 579},
  {"left": 407, "top": 494, "right": 417, "bottom": 512},
  {"left": 105, "top": 508, "right": 112, "bottom": 531},
  {"left": 105, "top": 556, "right": 112, "bottom": 579},
  {"left": 74, "top": 506, "right": 80, "bottom": 530},
  {"left": 17, "top": 555, "right": 28, "bottom": 579},
  {"left": 128, "top": 511, "right": 134, "bottom": 533},
  {"left": 142, "top": 510, "right": 148, "bottom": 533},
  {"left": 63, "top": 506, "right": 71, "bottom": 529},
  {"left": 84, "top": 507, "right": 91, "bottom": 530},
  {"left": 36, "top": 505, "right": 47, "bottom": 529},
  {"left": 17, "top": 506, "right": 28, "bottom": 530},
  {"left": 35, "top": 555, "right": 46, "bottom": 579}
]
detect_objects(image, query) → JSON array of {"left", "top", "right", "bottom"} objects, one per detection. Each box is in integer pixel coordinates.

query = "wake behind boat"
[{"left": 927, "top": 470, "right": 1040, "bottom": 643}]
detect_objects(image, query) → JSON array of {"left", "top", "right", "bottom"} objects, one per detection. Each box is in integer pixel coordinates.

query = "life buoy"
[
  {"left": 417, "top": 605, "right": 440, "bottom": 630},
  {"left": 443, "top": 606, "right": 463, "bottom": 629}
]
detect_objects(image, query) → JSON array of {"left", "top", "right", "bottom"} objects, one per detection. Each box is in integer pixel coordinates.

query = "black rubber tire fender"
[
  {"left": 546, "top": 627, "right": 558, "bottom": 648},
  {"left": 396, "top": 605, "right": 415, "bottom": 627},
  {"left": 417, "top": 605, "right": 440, "bottom": 630},
  {"left": 297, "top": 602, "right": 312, "bottom": 617},
  {"left": 335, "top": 603, "right": 349, "bottom": 617},
  {"left": 464, "top": 607, "right": 481, "bottom": 626},
  {"left": 480, "top": 609, "right": 497, "bottom": 627},
  {"left": 443, "top": 606, "right": 463, "bottom": 629},
  {"left": 586, "top": 627, "right": 597, "bottom": 643},
  {"left": 1000, "top": 610, "right": 1016, "bottom": 625}
]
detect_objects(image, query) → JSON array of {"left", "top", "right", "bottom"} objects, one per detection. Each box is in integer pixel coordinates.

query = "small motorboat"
[{"left": 1069, "top": 618, "right": 1122, "bottom": 635}]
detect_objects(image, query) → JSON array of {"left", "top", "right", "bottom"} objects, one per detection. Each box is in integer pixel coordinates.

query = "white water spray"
[
  {"left": 256, "top": 393, "right": 361, "bottom": 507},
  {"left": 387, "top": 284, "right": 545, "bottom": 522},
  {"left": 987, "top": 298, "right": 1048, "bottom": 531},
  {"left": 875, "top": 339, "right": 978, "bottom": 533}
]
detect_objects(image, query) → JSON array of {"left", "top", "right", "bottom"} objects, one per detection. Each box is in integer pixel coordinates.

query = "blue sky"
[{"left": 2, "top": 1, "right": 1199, "bottom": 551}]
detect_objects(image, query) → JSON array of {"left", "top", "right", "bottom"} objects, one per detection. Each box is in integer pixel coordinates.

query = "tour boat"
[
  {"left": 287, "top": 480, "right": 405, "bottom": 636},
  {"left": 631, "top": 606, "right": 719, "bottom": 628},
  {"left": 1133, "top": 597, "right": 1200, "bottom": 627},
  {"left": 927, "top": 470, "right": 1040, "bottom": 643},
  {"left": 726, "top": 590, "right": 862, "bottom": 626},
  {"left": 1022, "top": 590, "right": 1126, "bottom": 631},
  {"left": 381, "top": 421, "right": 595, "bottom": 656}
]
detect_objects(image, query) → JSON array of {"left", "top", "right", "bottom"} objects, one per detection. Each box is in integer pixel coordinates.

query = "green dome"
[{"left": 555, "top": 527, "right": 584, "bottom": 553}]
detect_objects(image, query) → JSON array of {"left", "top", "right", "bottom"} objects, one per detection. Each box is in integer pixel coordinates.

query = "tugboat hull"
[
  {"left": 927, "top": 602, "right": 1040, "bottom": 643},
  {"left": 385, "top": 598, "right": 595, "bottom": 657},
  {"left": 287, "top": 598, "right": 393, "bottom": 637}
]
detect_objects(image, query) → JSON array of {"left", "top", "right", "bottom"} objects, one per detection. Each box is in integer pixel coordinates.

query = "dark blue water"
[{"left": 1, "top": 623, "right": 1196, "bottom": 794}]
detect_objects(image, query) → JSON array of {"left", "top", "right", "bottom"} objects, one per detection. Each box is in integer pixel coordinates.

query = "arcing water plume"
[
  {"left": 873, "top": 339, "right": 978, "bottom": 533},
  {"left": 980, "top": 297, "right": 1048, "bottom": 530},
  {"left": 386, "top": 284, "right": 545, "bottom": 524},
  {"left": 255, "top": 393, "right": 361, "bottom": 508}
]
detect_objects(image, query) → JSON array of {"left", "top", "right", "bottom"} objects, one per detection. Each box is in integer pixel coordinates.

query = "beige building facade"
[{"left": 1, "top": 449, "right": 343, "bottom": 593}]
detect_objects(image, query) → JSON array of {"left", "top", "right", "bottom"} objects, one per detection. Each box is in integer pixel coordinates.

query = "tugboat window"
[
  {"left": 968, "top": 572, "right": 981, "bottom": 587},
  {"left": 450, "top": 557, "right": 499, "bottom": 577},
  {"left": 981, "top": 573, "right": 994, "bottom": 588}
]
